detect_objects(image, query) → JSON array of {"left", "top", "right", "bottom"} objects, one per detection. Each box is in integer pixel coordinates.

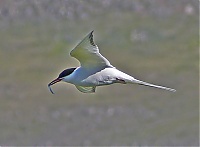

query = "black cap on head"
[{"left": 58, "top": 68, "right": 76, "bottom": 78}]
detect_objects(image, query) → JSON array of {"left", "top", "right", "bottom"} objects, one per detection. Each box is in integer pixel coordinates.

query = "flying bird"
[{"left": 48, "top": 31, "right": 176, "bottom": 94}]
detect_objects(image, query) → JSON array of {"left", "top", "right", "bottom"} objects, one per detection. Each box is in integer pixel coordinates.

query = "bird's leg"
[{"left": 116, "top": 78, "right": 126, "bottom": 84}]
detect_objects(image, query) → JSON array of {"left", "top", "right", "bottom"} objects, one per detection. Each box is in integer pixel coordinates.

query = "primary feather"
[{"left": 70, "top": 31, "right": 112, "bottom": 68}]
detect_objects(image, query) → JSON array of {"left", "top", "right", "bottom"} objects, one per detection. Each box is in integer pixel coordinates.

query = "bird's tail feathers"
[{"left": 129, "top": 79, "right": 176, "bottom": 92}]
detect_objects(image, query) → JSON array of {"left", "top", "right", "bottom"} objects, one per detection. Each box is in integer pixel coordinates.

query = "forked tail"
[{"left": 131, "top": 79, "right": 176, "bottom": 92}]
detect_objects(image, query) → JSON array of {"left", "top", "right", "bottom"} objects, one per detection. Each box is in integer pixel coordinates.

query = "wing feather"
[
  {"left": 75, "top": 85, "right": 96, "bottom": 93},
  {"left": 70, "top": 31, "right": 112, "bottom": 68}
]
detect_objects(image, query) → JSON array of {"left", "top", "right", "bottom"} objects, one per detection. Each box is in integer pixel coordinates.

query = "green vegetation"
[{"left": 0, "top": 0, "right": 198, "bottom": 146}]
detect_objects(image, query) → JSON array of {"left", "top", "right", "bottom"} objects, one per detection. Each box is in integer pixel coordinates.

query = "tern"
[{"left": 48, "top": 31, "right": 176, "bottom": 94}]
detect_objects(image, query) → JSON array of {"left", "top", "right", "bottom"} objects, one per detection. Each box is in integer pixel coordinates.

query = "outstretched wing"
[{"left": 70, "top": 31, "right": 113, "bottom": 68}]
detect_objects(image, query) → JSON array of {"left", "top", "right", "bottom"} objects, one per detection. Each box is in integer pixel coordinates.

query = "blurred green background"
[{"left": 0, "top": 0, "right": 199, "bottom": 146}]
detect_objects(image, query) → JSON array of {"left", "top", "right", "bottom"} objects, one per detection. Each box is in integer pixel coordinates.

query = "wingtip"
[
  {"left": 90, "top": 30, "right": 94, "bottom": 35},
  {"left": 88, "top": 30, "right": 95, "bottom": 46},
  {"left": 87, "top": 30, "right": 94, "bottom": 38}
]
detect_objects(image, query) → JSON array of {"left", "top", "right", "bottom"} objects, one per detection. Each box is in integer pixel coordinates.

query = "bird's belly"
[
  {"left": 79, "top": 68, "right": 134, "bottom": 86},
  {"left": 65, "top": 67, "right": 134, "bottom": 86},
  {"left": 81, "top": 75, "right": 115, "bottom": 86}
]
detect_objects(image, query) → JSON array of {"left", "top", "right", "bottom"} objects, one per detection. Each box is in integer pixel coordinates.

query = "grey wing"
[
  {"left": 75, "top": 85, "right": 96, "bottom": 93},
  {"left": 70, "top": 31, "right": 113, "bottom": 68}
]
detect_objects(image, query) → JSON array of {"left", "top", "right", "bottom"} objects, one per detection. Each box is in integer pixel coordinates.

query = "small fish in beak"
[{"left": 48, "top": 78, "right": 62, "bottom": 94}]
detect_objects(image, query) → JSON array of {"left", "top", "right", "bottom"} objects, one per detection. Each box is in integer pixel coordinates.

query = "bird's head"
[{"left": 48, "top": 68, "right": 76, "bottom": 94}]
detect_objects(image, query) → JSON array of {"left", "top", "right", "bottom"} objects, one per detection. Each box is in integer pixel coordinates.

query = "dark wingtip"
[
  {"left": 88, "top": 30, "right": 95, "bottom": 46},
  {"left": 89, "top": 30, "right": 94, "bottom": 37}
]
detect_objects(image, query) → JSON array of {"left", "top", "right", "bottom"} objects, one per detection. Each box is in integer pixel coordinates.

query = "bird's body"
[
  {"left": 63, "top": 66, "right": 131, "bottom": 86},
  {"left": 48, "top": 31, "right": 176, "bottom": 93}
]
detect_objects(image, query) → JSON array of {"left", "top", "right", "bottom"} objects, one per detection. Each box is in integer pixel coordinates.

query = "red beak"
[{"left": 48, "top": 78, "right": 62, "bottom": 94}]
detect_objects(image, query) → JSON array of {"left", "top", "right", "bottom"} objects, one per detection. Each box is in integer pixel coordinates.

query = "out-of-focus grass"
[{"left": 0, "top": 2, "right": 198, "bottom": 146}]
